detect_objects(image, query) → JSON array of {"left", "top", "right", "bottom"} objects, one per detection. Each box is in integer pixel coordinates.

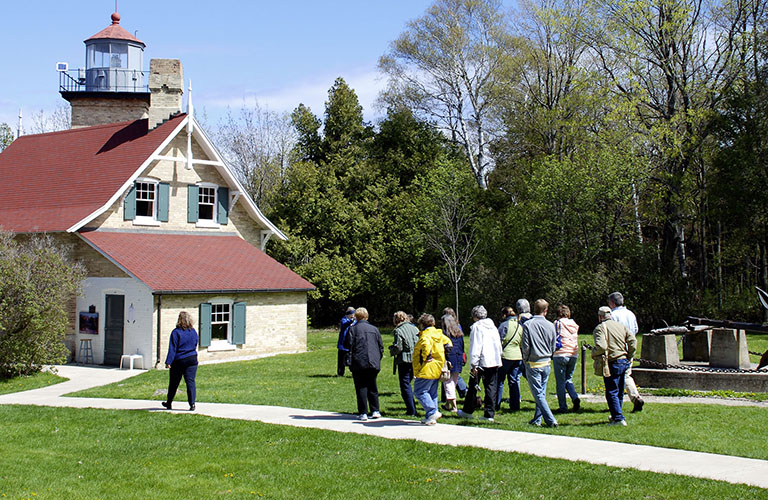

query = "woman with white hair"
[{"left": 457, "top": 305, "right": 502, "bottom": 422}]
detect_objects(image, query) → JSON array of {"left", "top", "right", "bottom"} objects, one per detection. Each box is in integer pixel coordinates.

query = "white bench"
[{"left": 119, "top": 354, "right": 144, "bottom": 370}]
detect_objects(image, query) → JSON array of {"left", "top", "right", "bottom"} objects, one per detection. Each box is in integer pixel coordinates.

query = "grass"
[
  {"left": 71, "top": 329, "right": 768, "bottom": 460},
  {"left": 1, "top": 405, "right": 765, "bottom": 499},
  {"left": 648, "top": 388, "right": 768, "bottom": 401},
  {"left": 0, "top": 370, "right": 65, "bottom": 395}
]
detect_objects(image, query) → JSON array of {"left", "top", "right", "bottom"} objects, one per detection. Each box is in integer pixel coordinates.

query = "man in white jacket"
[{"left": 457, "top": 305, "right": 502, "bottom": 422}]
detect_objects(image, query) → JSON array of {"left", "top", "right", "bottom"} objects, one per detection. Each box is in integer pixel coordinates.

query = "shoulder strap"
[
  {"left": 601, "top": 322, "right": 611, "bottom": 360},
  {"left": 503, "top": 320, "right": 521, "bottom": 348}
]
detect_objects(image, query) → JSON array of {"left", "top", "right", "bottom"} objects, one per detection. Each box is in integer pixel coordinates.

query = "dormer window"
[
  {"left": 187, "top": 183, "right": 229, "bottom": 227},
  {"left": 135, "top": 180, "right": 156, "bottom": 218},
  {"left": 124, "top": 178, "right": 169, "bottom": 224},
  {"left": 198, "top": 185, "right": 216, "bottom": 221}
]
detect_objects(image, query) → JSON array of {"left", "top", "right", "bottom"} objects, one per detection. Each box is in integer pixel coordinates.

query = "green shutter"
[
  {"left": 124, "top": 184, "right": 136, "bottom": 220},
  {"left": 217, "top": 186, "right": 229, "bottom": 224},
  {"left": 187, "top": 184, "right": 199, "bottom": 223},
  {"left": 232, "top": 301, "right": 246, "bottom": 345},
  {"left": 157, "top": 182, "right": 170, "bottom": 222},
  {"left": 199, "top": 303, "right": 212, "bottom": 347}
]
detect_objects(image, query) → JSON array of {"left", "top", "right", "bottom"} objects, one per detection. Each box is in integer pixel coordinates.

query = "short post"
[{"left": 581, "top": 343, "right": 587, "bottom": 394}]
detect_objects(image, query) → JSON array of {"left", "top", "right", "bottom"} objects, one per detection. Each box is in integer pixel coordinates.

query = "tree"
[
  {"left": 379, "top": 0, "right": 516, "bottom": 189},
  {"left": 415, "top": 165, "right": 480, "bottom": 318},
  {"left": 0, "top": 123, "right": 13, "bottom": 151},
  {"left": 29, "top": 104, "right": 71, "bottom": 133},
  {"left": 501, "top": 0, "right": 595, "bottom": 160},
  {"left": 706, "top": 0, "right": 768, "bottom": 318},
  {"left": 214, "top": 101, "right": 296, "bottom": 213},
  {"left": 585, "top": 0, "right": 747, "bottom": 279},
  {"left": 268, "top": 80, "right": 373, "bottom": 322},
  {"left": 0, "top": 232, "right": 85, "bottom": 377}
]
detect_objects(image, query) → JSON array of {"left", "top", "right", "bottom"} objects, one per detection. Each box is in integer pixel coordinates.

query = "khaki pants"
[{"left": 624, "top": 363, "right": 641, "bottom": 403}]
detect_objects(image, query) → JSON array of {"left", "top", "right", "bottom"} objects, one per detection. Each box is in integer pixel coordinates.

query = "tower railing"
[{"left": 59, "top": 68, "right": 148, "bottom": 93}]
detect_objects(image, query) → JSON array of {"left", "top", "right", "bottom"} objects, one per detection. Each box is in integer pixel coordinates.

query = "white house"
[{"left": 0, "top": 12, "right": 314, "bottom": 368}]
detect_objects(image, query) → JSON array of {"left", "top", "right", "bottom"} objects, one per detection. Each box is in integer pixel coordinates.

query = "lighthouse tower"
[
  {"left": 83, "top": 11, "right": 146, "bottom": 92},
  {"left": 59, "top": 11, "right": 183, "bottom": 130}
]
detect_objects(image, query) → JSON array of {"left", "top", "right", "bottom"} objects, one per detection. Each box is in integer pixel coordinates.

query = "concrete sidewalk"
[{"left": 2, "top": 365, "right": 767, "bottom": 489}]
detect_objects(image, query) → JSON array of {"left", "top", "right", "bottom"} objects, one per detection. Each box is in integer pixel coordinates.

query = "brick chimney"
[{"left": 148, "top": 59, "right": 184, "bottom": 129}]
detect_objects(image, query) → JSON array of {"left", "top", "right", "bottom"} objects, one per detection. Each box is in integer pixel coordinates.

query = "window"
[
  {"left": 199, "top": 301, "right": 246, "bottom": 348},
  {"left": 187, "top": 184, "right": 229, "bottom": 226},
  {"left": 135, "top": 181, "right": 156, "bottom": 218},
  {"left": 124, "top": 179, "right": 169, "bottom": 223},
  {"left": 211, "top": 303, "right": 230, "bottom": 341},
  {"left": 198, "top": 186, "right": 216, "bottom": 221}
]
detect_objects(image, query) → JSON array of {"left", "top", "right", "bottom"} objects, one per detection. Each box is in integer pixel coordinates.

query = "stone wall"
[
  {"left": 148, "top": 59, "right": 183, "bottom": 130},
  {"left": 156, "top": 292, "right": 307, "bottom": 368},
  {"left": 68, "top": 96, "right": 150, "bottom": 129}
]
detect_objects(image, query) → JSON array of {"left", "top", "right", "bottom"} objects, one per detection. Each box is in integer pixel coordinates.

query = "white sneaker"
[
  {"left": 608, "top": 419, "right": 627, "bottom": 426},
  {"left": 371, "top": 411, "right": 381, "bottom": 419},
  {"left": 456, "top": 409, "right": 474, "bottom": 419},
  {"left": 430, "top": 411, "right": 443, "bottom": 422},
  {"left": 423, "top": 418, "right": 437, "bottom": 426},
  {"left": 480, "top": 416, "right": 495, "bottom": 423},
  {"left": 358, "top": 414, "right": 368, "bottom": 421}
]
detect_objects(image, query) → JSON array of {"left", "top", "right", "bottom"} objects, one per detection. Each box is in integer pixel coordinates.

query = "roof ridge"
[
  {"left": 15, "top": 114, "right": 187, "bottom": 140},
  {"left": 17, "top": 119, "right": 141, "bottom": 139}
]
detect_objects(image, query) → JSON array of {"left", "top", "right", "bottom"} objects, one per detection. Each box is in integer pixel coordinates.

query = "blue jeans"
[
  {"left": 414, "top": 378, "right": 440, "bottom": 419},
  {"left": 397, "top": 362, "right": 417, "bottom": 415},
  {"left": 605, "top": 358, "right": 630, "bottom": 422},
  {"left": 553, "top": 356, "right": 580, "bottom": 411},
  {"left": 457, "top": 375, "right": 468, "bottom": 396},
  {"left": 496, "top": 359, "right": 524, "bottom": 411},
  {"left": 526, "top": 363, "right": 556, "bottom": 426}
]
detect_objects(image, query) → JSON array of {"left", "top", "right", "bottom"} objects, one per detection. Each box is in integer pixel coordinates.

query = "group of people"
[{"left": 337, "top": 291, "right": 642, "bottom": 427}]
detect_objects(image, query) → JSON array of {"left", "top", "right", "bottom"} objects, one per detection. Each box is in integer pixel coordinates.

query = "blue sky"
[{"left": 0, "top": 1, "right": 435, "bottom": 130}]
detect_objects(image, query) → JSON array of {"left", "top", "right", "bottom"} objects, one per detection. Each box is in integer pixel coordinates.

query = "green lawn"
[
  {"left": 1, "top": 405, "right": 764, "bottom": 500},
  {"left": 0, "top": 370, "right": 65, "bottom": 395},
  {"left": 71, "top": 330, "right": 768, "bottom": 460}
]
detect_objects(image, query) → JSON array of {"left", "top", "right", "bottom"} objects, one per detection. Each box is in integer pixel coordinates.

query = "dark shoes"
[
  {"left": 189, "top": 404, "right": 195, "bottom": 411},
  {"left": 632, "top": 398, "right": 645, "bottom": 412},
  {"left": 573, "top": 398, "right": 581, "bottom": 412},
  {"left": 161, "top": 401, "right": 172, "bottom": 410}
]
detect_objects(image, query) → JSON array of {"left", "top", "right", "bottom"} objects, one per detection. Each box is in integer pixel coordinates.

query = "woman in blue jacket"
[
  {"left": 441, "top": 313, "right": 465, "bottom": 412},
  {"left": 162, "top": 311, "right": 199, "bottom": 411}
]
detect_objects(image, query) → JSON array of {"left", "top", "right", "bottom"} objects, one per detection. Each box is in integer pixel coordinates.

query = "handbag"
[
  {"left": 602, "top": 354, "right": 611, "bottom": 377},
  {"left": 440, "top": 361, "right": 451, "bottom": 381}
]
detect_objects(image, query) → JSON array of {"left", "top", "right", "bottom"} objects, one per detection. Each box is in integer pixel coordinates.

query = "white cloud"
[{"left": 201, "top": 67, "right": 388, "bottom": 124}]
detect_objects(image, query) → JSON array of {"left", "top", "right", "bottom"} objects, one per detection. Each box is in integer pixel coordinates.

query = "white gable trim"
[
  {"left": 67, "top": 116, "right": 287, "bottom": 241},
  {"left": 66, "top": 118, "right": 189, "bottom": 233},
  {"left": 187, "top": 115, "right": 287, "bottom": 241}
]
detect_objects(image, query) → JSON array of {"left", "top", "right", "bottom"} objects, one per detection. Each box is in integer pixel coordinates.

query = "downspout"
[{"left": 156, "top": 294, "right": 162, "bottom": 367}]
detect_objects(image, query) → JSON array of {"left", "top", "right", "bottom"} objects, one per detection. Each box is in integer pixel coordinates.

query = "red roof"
[
  {"left": 85, "top": 12, "right": 144, "bottom": 45},
  {"left": 80, "top": 231, "right": 315, "bottom": 293},
  {"left": 0, "top": 115, "right": 185, "bottom": 232}
]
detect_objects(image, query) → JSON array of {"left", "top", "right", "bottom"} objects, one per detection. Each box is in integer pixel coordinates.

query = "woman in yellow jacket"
[{"left": 412, "top": 313, "right": 452, "bottom": 425}]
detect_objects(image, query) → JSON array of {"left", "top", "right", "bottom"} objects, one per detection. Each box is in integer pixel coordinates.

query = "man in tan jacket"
[{"left": 591, "top": 306, "right": 637, "bottom": 426}]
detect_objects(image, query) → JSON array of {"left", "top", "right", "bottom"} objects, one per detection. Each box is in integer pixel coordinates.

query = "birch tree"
[{"left": 379, "top": 0, "right": 516, "bottom": 189}]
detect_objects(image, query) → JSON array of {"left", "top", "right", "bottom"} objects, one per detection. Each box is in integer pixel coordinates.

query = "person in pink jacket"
[{"left": 552, "top": 305, "right": 581, "bottom": 413}]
